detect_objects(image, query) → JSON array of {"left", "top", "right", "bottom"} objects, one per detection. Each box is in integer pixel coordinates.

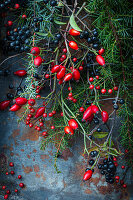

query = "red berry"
[
  {"left": 10, "top": 171, "right": 15, "bottom": 175},
  {"left": 30, "top": 108, "right": 35, "bottom": 113},
  {"left": 42, "top": 131, "right": 48, "bottom": 136},
  {"left": 121, "top": 165, "right": 125, "bottom": 169},
  {"left": 28, "top": 114, "right": 32, "bottom": 118},
  {"left": 19, "top": 183, "right": 24, "bottom": 188},
  {"left": 116, "top": 179, "right": 119, "bottom": 183},
  {"left": 73, "top": 99, "right": 77, "bottom": 103},
  {"left": 125, "top": 149, "right": 128, "bottom": 153},
  {"left": 73, "top": 58, "right": 77, "bottom": 62},
  {"left": 22, "top": 14, "right": 27, "bottom": 19},
  {"left": 45, "top": 74, "right": 50, "bottom": 79},
  {"left": 26, "top": 121, "right": 29, "bottom": 125},
  {"left": 68, "top": 87, "right": 72, "bottom": 91},
  {"left": 6, "top": 172, "right": 9, "bottom": 175},
  {"left": 29, "top": 123, "right": 33, "bottom": 128},
  {"left": 9, "top": 162, "right": 14, "bottom": 167},
  {"left": 98, "top": 48, "right": 105, "bottom": 55},
  {"left": 113, "top": 157, "right": 117, "bottom": 161},
  {"left": 37, "top": 127, "right": 41, "bottom": 131},
  {"left": 79, "top": 66, "right": 83, "bottom": 71},
  {"left": 15, "top": 189, "right": 18, "bottom": 193},
  {"left": 51, "top": 126, "right": 55, "bottom": 129},
  {"left": 6, "top": 190, "right": 11, "bottom": 194},
  {"left": 83, "top": 170, "right": 93, "bottom": 181},
  {"left": 30, "top": 47, "right": 40, "bottom": 56},
  {"left": 64, "top": 126, "right": 74, "bottom": 135},
  {"left": 114, "top": 162, "right": 118, "bottom": 167},
  {"left": 7, "top": 21, "right": 13, "bottom": 26},
  {"left": 115, "top": 176, "right": 120, "bottom": 179},
  {"left": 60, "top": 57, "right": 64, "bottom": 62},
  {"left": 63, "top": 48, "right": 67, "bottom": 53},
  {"left": 68, "top": 93, "right": 73, "bottom": 97},
  {"left": 123, "top": 184, "right": 127, "bottom": 188},
  {"left": 96, "top": 85, "right": 100, "bottom": 90},
  {"left": 28, "top": 99, "right": 35, "bottom": 106},
  {"left": 108, "top": 89, "right": 113, "bottom": 94},
  {"left": 18, "top": 175, "right": 22, "bottom": 179},
  {"left": 62, "top": 54, "right": 66, "bottom": 59},
  {"left": 36, "top": 89, "right": 40, "bottom": 94},
  {"left": 61, "top": 112, "right": 63, "bottom": 116},
  {"left": 52, "top": 110, "right": 56, "bottom": 115},
  {"left": 49, "top": 113, "right": 53, "bottom": 117},
  {"left": 114, "top": 86, "right": 118, "bottom": 91},
  {"left": 96, "top": 55, "right": 105, "bottom": 66},
  {"left": 43, "top": 113, "right": 47, "bottom": 118},
  {"left": 69, "top": 41, "right": 78, "bottom": 50},
  {"left": 36, "top": 95, "right": 41, "bottom": 99},
  {"left": 2, "top": 186, "right": 6, "bottom": 190},
  {"left": 14, "top": 4, "right": 20, "bottom": 9},
  {"left": 69, "top": 29, "right": 80, "bottom": 36},
  {"left": 89, "top": 85, "right": 94, "bottom": 89},
  {"left": 4, "top": 194, "right": 8, "bottom": 199},
  {"left": 89, "top": 77, "right": 93, "bottom": 82},
  {"left": 79, "top": 107, "right": 84, "bottom": 112},
  {"left": 101, "top": 88, "right": 106, "bottom": 94},
  {"left": 26, "top": 117, "right": 30, "bottom": 121},
  {"left": 95, "top": 75, "right": 99, "bottom": 80},
  {"left": 39, "top": 122, "right": 44, "bottom": 126}
]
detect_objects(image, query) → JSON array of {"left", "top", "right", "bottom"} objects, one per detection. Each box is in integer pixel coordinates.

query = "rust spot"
[
  {"left": 22, "top": 165, "right": 33, "bottom": 173},
  {"left": 9, "top": 129, "right": 20, "bottom": 146},
  {"left": 84, "top": 189, "right": 92, "bottom": 194},
  {"left": 36, "top": 173, "right": 40, "bottom": 178},
  {"left": 33, "top": 149, "right": 37, "bottom": 153},
  {"left": 21, "top": 149, "right": 24, "bottom": 152},
  {"left": 20, "top": 127, "right": 39, "bottom": 141},
  {"left": 60, "top": 148, "right": 73, "bottom": 161},
  {"left": 15, "top": 153, "right": 20, "bottom": 157},
  {"left": 27, "top": 155, "right": 31, "bottom": 159},
  {"left": 33, "top": 165, "right": 40, "bottom": 173},
  {"left": 40, "top": 154, "right": 49, "bottom": 161},
  {"left": 41, "top": 173, "right": 46, "bottom": 181},
  {"left": 97, "top": 185, "right": 114, "bottom": 195},
  {"left": 63, "top": 180, "right": 67, "bottom": 188},
  {"left": 91, "top": 177, "right": 100, "bottom": 186}
]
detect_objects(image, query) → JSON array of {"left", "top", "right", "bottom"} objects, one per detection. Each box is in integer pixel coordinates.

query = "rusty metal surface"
[{"left": 0, "top": 55, "right": 133, "bottom": 200}]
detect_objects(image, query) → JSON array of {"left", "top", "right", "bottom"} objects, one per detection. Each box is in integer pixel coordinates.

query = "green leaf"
[
  {"left": 54, "top": 19, "right": 66, "bottom": 25},
  {"left": 69, "top": 14, "right": 82, "bottom": 32},
  {"left": 58, "top": 2, "right": 64, "bottom": 7},
  {"left": 36, "top": 32, "right": 48, "bottom": 37},
  {"left": 93, "top": 132, "right": 108, "bottom": 138}
]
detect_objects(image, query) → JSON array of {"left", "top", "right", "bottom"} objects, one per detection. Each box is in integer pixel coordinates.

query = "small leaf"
[
  {"left": 36, "top": 32, "right": 48, "bottom": 37},
  {"left": 54, "top": 19, "right": 66, "bottom": 25},
  {"left": 70, "top": 14, "right": 82, "bottom": 32},
  {"left": 93, "top": 132, "right": 108, "bottom": 138},
  {"left": 58, "top": 2, "right": 64, "bottom": 7}
]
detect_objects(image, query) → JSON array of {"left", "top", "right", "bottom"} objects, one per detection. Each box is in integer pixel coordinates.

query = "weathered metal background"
[{"left": 0, "top": 53, "right": 133, "bottom": 200}]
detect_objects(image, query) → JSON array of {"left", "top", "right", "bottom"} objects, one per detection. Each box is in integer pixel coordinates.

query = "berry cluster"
[
  {"left": 97, "top": 157, "right": 117, "bottom": 184},
  {"left": 2, "top": 162, "right": 24, "bottom": 199},
  {"left": 5, "top": 26, "right": 31, "bottom": 53}
]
